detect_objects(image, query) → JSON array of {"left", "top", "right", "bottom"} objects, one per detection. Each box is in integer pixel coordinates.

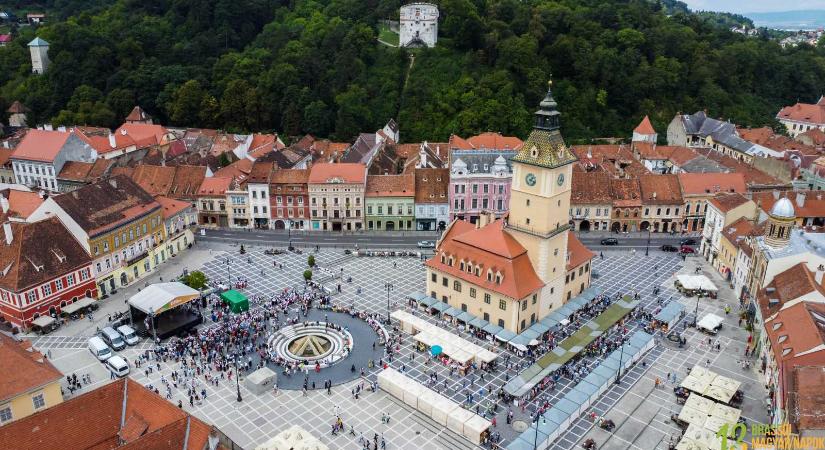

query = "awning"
[
  {"left": 456, "top": 311, "right": 473, "bottom": 323},
  {"left": 32, "top": 315, "right": 55, "bottom": 328},
  {"left": 528, "top": 322, "right": 550, "bottom": 334},
  {"left": 520, "top": 329, "right": 540, "bottom": 340},
  {"left": 443, "top": 306, "right": 461, "bottom": 317},
  {"left": 61, "top": 297, "right": 97, "bottom": 314},
  {"left": 417, "top": 296, "right": 437, "bottom": 307},
  {"left": 128, "top": 282, "right": 199, "bottom": 315},
  {"left": 483, "top": 323, "right": 503, "bottom": 335},
  {"left": 431, "top": 302, "right": 449, "bottom": 312},
  {"left": 496, "top": 329, "right": 517, "bottom": 342},
  {"left": 469, "top": 317, "right": 488, "bottom": 329}
]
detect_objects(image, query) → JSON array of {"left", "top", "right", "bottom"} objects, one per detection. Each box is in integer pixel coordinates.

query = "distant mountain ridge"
[{"left": 746, "top": 9, "right": 825, "bottom": 30}]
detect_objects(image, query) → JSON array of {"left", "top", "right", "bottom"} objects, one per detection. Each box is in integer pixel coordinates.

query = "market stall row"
[
  {"left": 679, "top": 365, "right": 742, "bottom": 405},
  {"left": 503, "top": 297, "right": 639, "bottom": 398},
  {"left": 391, "top": 310, "right": 498, "bottom": 368},
  {"left": 377, "top": 368, "right": 491, "bottom": 445},
  {"left": 506, "top": 330, "right": 656, "bottom": 450},
  {"left": 406, "top": 287, "right": 601, "bottom": 351}
]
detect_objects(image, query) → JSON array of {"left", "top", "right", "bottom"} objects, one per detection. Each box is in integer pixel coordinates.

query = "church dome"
[
  {"left": 770, "top": 197, "right": 795, "bottom": 219},
  {"left": 494, "top": 155, "right": 506, "bottom": 165}
]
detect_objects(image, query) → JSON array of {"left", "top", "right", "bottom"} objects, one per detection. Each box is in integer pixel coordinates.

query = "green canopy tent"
[{"left": 220, "top": 290, "right": 249, "bottom": 313}]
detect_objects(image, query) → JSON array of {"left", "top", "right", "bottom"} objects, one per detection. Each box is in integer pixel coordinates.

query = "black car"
[
  {"left": 680, "top": 238, "right": 697, "bottom": 246},
  {"left": 660, "top": 244, "right": 678, "bottom": 252},
  {"left": 600, "top": 238, "right": 619, "bottom": 245}
]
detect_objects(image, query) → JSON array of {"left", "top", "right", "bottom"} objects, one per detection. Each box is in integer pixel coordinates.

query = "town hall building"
[{"left": 425, "top": 82, "right": 594, "bottom": 333}]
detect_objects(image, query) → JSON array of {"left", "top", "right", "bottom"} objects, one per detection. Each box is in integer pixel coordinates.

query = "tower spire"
[{"left": 534, "top": 77, "right": 560, "bottom": 131}]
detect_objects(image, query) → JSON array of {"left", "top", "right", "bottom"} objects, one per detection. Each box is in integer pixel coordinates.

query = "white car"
[
  {"left": 105, "top": 355, "right": 130, "bottom": 377},
  {"left": 417, "top": 240, "right": 435, "bottom": 249},
  {"left": 117, "top": 325, "right": 140, "bottom": 346}
]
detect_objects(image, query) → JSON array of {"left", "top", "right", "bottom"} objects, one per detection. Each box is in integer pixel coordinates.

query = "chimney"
[
  {"left": 796, "top": 191, "right": 806, "bottom": 208},
  {"left": 109, "top": 133, "right": 116, "bottom": 149},
  {"left": 817, "top": 264, "right": 825, "bottom": 285},
  {"left": 772, "top": 190, "right": 780, "bottom": 200},
  {"left": 3, "top": 222, "right": 12, "bottom": 245},
  {"left": 44, "top": 124, "right": 53, "bottom": 131},
  {"left": 57, "top": 126, "right": 66, "bottom": 132},
  {"left": 109, "top": 178, "right": 118, "bottom": 189}
]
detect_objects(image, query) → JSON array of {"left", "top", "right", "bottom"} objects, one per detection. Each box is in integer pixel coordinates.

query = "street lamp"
[
  {"left": 233, "top": 351, "right": 243, "bottom": 402},
  {"left": 533, "top": 412, "right": 546, "bottom": 449},
  {"left": 615, "top": 337, "right": 625, "bottom": 385},
  {"left": 385, "top": 282, "right": 394, "bottom": 323},
  {"left": 225, "top": 257, "right": 231, "bottom": 286},
  {"left": 693, "top": 292, "right": 702, "bottom": 327},
  {"left": 645, "top": 227, "right": 651, "bottom": 256}
]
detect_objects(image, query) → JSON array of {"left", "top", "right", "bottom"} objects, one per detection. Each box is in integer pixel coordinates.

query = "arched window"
[
  {"left": 496, "top": 274, "right": 502, "bottom": 285},
  {"left": 487, "top": 270, "right": 493, "bottom": 282}
]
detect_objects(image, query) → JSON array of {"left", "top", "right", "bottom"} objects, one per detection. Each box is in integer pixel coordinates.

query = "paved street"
[{"left": 24, "top": 243, "right": 767, "bottom": 450}]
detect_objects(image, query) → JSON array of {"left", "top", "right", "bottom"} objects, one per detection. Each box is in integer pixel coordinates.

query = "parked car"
[
  {"left": 680, "top": 238, "right": 697, "bottom": 246},
  {"left": 417, "top": 240, "right": 436, "bottom": 249},
  {"left": 105, "top": 355, "right": 130, "bottom": 377},
  {"left": 600, "top": 238, "right": 619, "bottom": 245},
  {"left": 680, "top": 246, "right": 696, "bottom": 254},
  {"left": 87, "top": 336, "right": 112, "bottom": 361},
  {"left": 100, "top": 326, "right": 126, "bottom": 351},
  {"left": 660, "top": 244, "right": 678, "bottom": 252},
  {"left": 117, "top": 325, "right": 140, "bottom": 346}
]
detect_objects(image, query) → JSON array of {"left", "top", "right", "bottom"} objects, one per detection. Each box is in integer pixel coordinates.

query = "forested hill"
[{"left": 1, "top": 0, "right": 824, "bottom": 144}]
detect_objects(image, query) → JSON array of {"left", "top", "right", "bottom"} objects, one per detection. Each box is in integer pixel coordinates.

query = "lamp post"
[
  {"left": 615, "top": 337, "right": 625, "bottom": 385},
  {"left": 225, "top": 257, "right": 231, "bottom": 286},
  {"left": 693, "top": 292, "right": 702, "bottom": 327},
  {"left": 533, "top": 411, "right": 546, "bottom": 450},
  {"left": 645, "top": 227, "right": 651, "bottom": 256},
  {"left": 385, "top": 282, "right": 394, "bottom": 323},
  {"left": 233, "top": 350, "right": 243, "bottom": 402}
]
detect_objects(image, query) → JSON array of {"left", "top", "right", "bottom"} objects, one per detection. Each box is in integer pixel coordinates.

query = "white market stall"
[
  {"left": 676, "top": 275, "right": 719, "bottom": 292},
  {"left": 696, "top": 314, "right": 725, "bottom": 334},
  {"left": 255, "top": 425, "right": 329, "bottom": 450}
]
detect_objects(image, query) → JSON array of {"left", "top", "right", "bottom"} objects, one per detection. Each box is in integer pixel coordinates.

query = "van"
[
  {"left": 117, "top": 325, "right": 139, "bottom": 346},
  {"left": 88, "top": 336, "right": 112, "bottom": 361},
  {"left": 105, "top": 355, "right": 130, "bottom": 377},
  {"left": 100, "top": 326, "right": 125, "bottom": 350}
]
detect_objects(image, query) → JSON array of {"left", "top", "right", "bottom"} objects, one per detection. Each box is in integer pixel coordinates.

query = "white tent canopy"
[
  {"left": 696, "top": 314, "right": 724, "bottom": 333},
  {"left": 676, "top": 275, "right": 718, "bottom": 291},
  {"left": 255, "top": 425, "right": 328, "bottom": 450},
  {"left": 392, "top": 310, "right": 497, "bottom": 365},
  {"left": 128, "top": 282, "right": 200, "bottom": 315}
]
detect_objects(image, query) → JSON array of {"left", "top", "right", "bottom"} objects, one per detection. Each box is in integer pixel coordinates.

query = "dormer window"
[
  {"left": 440, "top": 254, "right": 446, "bottom": 264},
  {"left": 448, "top": 257, "right": 454, "bottom": 266},
  {"left": 495, "top": 272, "right": 502, "bottom": 285},
  {"left": 460, "top": 261, "right": 465, "bottom": 271},
  {"left": 487, "top": 270, "right": 492, "bottom": 282},
  {"left": 531, "top": 146, "right": 538, "bottom": 158},
  {"left": 773, "top": 322, "right": 782, "bottom": 331},
  {"left": 778, "top": 335, "right": 787, "bottom": 343},
  {"left": 782, "top": 348, "right": 792, "bottom": 356}
]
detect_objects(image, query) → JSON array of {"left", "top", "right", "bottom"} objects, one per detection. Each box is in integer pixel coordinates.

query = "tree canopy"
[{"left": 1, "top": 0, "right": 823, "bottom": 144}]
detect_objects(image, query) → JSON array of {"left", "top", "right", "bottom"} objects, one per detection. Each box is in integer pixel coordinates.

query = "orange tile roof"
[
  {"left": 788, "top": 365, "right": 825, "bottom": 431},
  {"left": 610, "top": 178, "right": 642, "bottom": 206},
  {"left": 0, "top": 378, "right": 222, "bottom": 450},
  {"left": 765, "top": 300, "right": 825, "bottom": 366},
  {"left": 11, "top": 129, "right": 72, "bottom": 163},
  {"left": 634, "top": 115, "right": 656, "bottom": 134},
  {"left": 213, "top": 158, "right": 252, "bottom": 182},
  {"left": 677, "top": 173, "right": 747, "bottom": 196},
  {"left": 638, "top": 174, "right": 683, "bottom": 204},
  {"left": 449, "top": 132, "right": 523, "bottom": 151},
  {"left": 753, "top": 190, "right": 825, "bottom": 219},
  {"left": 365, "top": 174, "right": 415, "bottom": 197},
  {"left": 720, "top": 217, "right": 758, "bottom": 247},
  {"left": 4, "top": 189, "right": 44, "bottom": 218},
  {"left": 0, "top": 334, "right": 62, "bottom": 402},
  {"left": 426, "top": 220, "right": 543, "bottom": 299},
  {"left": 270, "top": 168, "right": 310, "bottom": 184},
  {"left": 308, "top": 163, "right": 366, "bottom": 184},
  {"left": 130, "top": 165, "right": 176, "bottom": 196},
  {"left": 124, "top": 106, "right": 151, "bottom": 123},
  {"left": 571, "top": 171, "right": 612, "bottom": 204},
  {"left": 57, "top": 161, "right": 94, "bottom": 181},
  {"left": 800, "top": 128, "right": 825, "bottom": 146},
  {"left": 168, "top": 165, "right": 206, "bottom": 199},
  {"left": 708, "top": 192, "right": 750, "bottom": 213},
  {"left": 116, "top": 123, "right": 169, "bottom": 146},
  {"left": 0, "top": 148, "right": 13, "bottom": 168},
  {"left": 155, "top": 195, "right": 192, "bottom": 219},
  {"left": 777, "top": 96, "right": 825, "bottom": 124},
  {"left": 197, "top": 177, "right": 231, "bottom": 196},
  {"left": 566, "top": 231, "right": 595, "bottom": 271},
  {"left": 247, "top": 161, "right": 274, "bottom": 184},
  {"left": 757, "top": 263, "right": 825, "bottom": 319},
  {"left": 736, "top": 126, "right": 774, "bottom": 143}
]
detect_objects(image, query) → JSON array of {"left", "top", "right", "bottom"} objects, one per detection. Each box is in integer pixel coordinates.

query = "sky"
[{"left": 681, "top": 0, "right": 825, "bottom": 13}]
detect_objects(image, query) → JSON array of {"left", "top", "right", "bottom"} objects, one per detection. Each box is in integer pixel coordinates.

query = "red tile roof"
[
  {"left": 638, "top": 174, "right": 683, "bottom": 204},
  {"left": 753, "top": 190, "right": 825, "bottom": 219},
  {"left": 765, "top": 300, "right": 825, "bottom": 367},
  {"left": 566, "top": 231, "right": 595, "bottom": 271},
  {"left": 155, "top": 196, "right": 192, "bottom": 219},
  {"left": 426, "top": 220, "right": 544, "bottom": 299},
  {"left": 270, "top": 169, "right": 310, "bottom": 184},
  {"left": 571, "top": 171, "right": 612, "bottom": 204},
  {"left": 0, "top": 378, "right": 222, "bottom": 450},
  {"left": 168, "top": 165, "right": 206, "bottom": 200},
  {"left": 788, "top": 365, "right": 825, "bottom": 431},
  {"left": 720, "top": 217, "right": 759, "bottom": 248},
  {"left": 634, "top": 115, "right": 656, "bottom": 134},
  {"left": 115, "top": 123, "right": 169, "bottom": 146},
  {"left": 677, "top": 173, "right": 747, "bottom": 196},
  {"left": 757, "top": 263, "right": 825, "bottom": 319},
  {"left": 57, "top": 161, "right": 94, "bottom": 182},
  {"left": 124, "top": 106, "right": 152, "bottom": 123},
  {"left": 3, "top": 189, "right": 44, "bottom": 219},
  {"left": 11, "top": 129, "right": 72, "bottom": 163},
  {"left": 708, "top": 192, "right": 750, "bottom": 213},
  {"left": 197, "top": 177, "right": 232, "bottom": 196},
  {"left": 777, "top": 97, "right": 825, "bottom": 125},
  {"left": 247, "top": 161, "right": 274, "bottom": 184},
  {"left": 0, "top": 334, "right": 62, "bottom": 403},
  {"left": 130, "top": 165, "right": 176, "bottom": 196},
  {"left": 365, "top": 174, "right": 415, "bottom": 197},
  {"left": 0, "top": 217, "right": 92, "bottom": 292},
  {"left": 213, "top": 158, "right": 252, "bottom": 183},
  {"left": 449, "top": 132, "right": 523, "bottom": 151},
  {"left": 308, "top": 163, "right": 366, "bottom": 184}
]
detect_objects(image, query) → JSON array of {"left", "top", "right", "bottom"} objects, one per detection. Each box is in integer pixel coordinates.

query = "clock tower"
[{"left": 506, "top": 80, "right": 578, "bottom": 312}]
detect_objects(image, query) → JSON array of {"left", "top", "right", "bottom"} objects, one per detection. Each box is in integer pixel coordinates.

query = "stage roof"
[{"left": 128, "top": 282, "right": 200, "bottom": 315}]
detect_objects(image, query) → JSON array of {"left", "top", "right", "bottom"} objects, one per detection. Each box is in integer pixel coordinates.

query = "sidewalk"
[{"left": 574, "top": 230, "right": 702, "bottom": 239}]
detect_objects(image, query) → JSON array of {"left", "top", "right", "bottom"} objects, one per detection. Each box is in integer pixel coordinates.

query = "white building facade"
[{"left": 399, "top": 3, "right": 438, "bottom": 48}]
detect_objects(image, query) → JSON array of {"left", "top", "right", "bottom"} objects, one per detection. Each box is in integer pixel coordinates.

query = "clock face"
[
  {"left": 557, "top": 173, "right": 565, "bottom": 186},
  {"left": 525, "top": 173, "right": 536, "bottom": 186}
]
